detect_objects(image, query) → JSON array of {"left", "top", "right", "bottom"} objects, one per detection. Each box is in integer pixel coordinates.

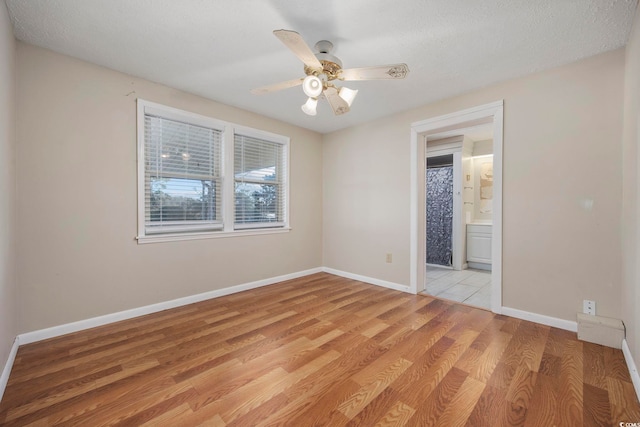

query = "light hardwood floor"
[{"left": 0, "top": 273, "right": 639, "bottom": 426}]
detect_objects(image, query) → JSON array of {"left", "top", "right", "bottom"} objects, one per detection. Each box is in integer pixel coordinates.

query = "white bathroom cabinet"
[{"left": 466, "top": 224, "right": 492, "bottom": 269}]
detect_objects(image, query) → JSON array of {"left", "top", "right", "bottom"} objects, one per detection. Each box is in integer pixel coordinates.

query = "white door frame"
[{"left": 409, "top": 100, "right": 504, "bottom": 314}]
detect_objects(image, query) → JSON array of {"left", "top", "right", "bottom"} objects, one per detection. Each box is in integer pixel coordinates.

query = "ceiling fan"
[{"left": 251, "top": 30, "right": 409, "bottom": 116}]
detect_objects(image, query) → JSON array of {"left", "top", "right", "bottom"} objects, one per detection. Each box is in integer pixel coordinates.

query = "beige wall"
[
  {"left": 15, "top": 43, "right": 323, "bottom": 333},
  {"left": 0, "top": 3, "right": 16, "bottom": 369},
  {"left": 622, "top": 6, "right": 640, "bottom": 366},
  {"left": 324, "top": 49, "right": 624, "bottom": 322},
  {"left": 8, "top": 31, "right": 632, "bottom": 347}
]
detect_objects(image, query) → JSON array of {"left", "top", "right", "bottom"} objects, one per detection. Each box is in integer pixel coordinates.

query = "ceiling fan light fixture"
[
  {"left": 253, "top": 30, "right": 409, "bottom": 117},
  {"left": 301, "top": 97, "right": 318, "bottom": 116},
  {"left": 338, "top": 87, "right": 358, "bottom": 107},
  {"left": 302, "top": 75, "right": 323, "bottom": 98}
]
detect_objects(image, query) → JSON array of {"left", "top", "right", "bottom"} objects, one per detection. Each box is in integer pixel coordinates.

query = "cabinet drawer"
[{"left": 466, "top": 224, "right": 491, "bottom": 234}]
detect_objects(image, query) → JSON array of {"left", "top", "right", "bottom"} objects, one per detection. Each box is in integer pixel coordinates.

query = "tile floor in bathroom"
[{"left": 422, "top": 264, "right": 492, "bottom": 310}]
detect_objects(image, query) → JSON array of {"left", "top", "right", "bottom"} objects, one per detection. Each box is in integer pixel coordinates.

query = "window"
[
  {"left": 137, "top": 100, "right": 289, "bottom": 243},
  {"left": 143, "top": 109, "right": 223, "bottom": 235},
  {"left": 234, "top": 133, "right": 286, "bottom": 229}
]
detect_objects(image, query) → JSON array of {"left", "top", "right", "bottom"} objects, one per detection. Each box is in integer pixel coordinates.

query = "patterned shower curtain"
[{"left": 426, "top": 166, "right": 453, "bottom": 266}]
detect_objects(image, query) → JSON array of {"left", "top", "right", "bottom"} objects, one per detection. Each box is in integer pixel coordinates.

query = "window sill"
[{"left": 136, "top": 227, "right": 291, "bottom": 244}]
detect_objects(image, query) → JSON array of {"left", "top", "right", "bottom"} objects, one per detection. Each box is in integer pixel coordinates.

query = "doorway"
[
  {"left": 409, "top": 101, "right": 503, "bottom": 314},
  {"left": 424, "top": 131, "right": 493, "bottom": 309}
]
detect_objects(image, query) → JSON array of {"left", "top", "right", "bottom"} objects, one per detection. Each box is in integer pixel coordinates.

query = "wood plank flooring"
[{"left": 1, "top": 272, "right": 639, "bottom": 426}]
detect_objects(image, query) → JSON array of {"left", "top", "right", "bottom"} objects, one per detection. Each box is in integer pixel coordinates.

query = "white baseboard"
[
  {"left": 467, "top": 262, "right": 491, "bottom": 271},
  {"left": 501, "top": 306, "right": 577, "bottom": 332},
  {"left": 322, "top": 267, "right": 411, "bottom": 293},
  {"left": 19, "top": 267, "right": 323, "bottom": 345},
  {"left": 0, "top": 337, "right": 20, "bottom": 402},
  {"left": 622, "top": 339, "right": 640, "bottom": 403}
]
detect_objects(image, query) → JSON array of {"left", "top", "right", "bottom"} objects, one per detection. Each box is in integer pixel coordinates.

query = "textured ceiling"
[{"left": 5, "top": 0, "right": 638, "bottom": 134}]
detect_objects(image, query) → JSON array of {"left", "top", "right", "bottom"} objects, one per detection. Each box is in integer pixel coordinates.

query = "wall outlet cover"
[{"left": 583, "top": 300, "right": 596, "bottom": 315}]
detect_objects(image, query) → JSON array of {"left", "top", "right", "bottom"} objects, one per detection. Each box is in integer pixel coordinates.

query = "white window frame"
[{"left": 136, "top": 99, "right": 290, "bottom": 244}]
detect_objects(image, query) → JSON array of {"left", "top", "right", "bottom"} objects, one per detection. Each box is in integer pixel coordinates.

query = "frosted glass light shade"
[
  {"left": 338, "top": 87, "right": 358, "bottom": 107},
  {"left": 302, "top": 75, "right": 323, "bottom": 98},
  {"left": 301, "top": 97, "right": 318, "bottom": 116}
]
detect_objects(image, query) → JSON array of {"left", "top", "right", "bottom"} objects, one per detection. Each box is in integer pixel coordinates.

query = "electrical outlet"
[
  {"left": 583, "top": 300, "right": 596, "bottom": 315},
  {"left": 386, "top": 253, "right": 392, "bottom": 263}
]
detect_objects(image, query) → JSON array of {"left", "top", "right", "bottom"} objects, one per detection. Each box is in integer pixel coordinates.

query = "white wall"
[
  {"left": 15, "top": 43, "right": 323, "bottom": 333},
  {"left": 0, "top": 1, "right": 17, "bottom": 369},
  {"left": 323, "top": 49, "right": 624, "bottom": 323},
  {"left": 622, "top": 5, "right": 640, "bottom": 368}
]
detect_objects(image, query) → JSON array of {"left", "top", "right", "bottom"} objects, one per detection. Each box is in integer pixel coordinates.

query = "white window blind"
[
  {"left": 144, "top": 113, "right": 222, "bottom": 234},
  {"left": 234, "top": 134, "right": 286, "bottom": 229}
]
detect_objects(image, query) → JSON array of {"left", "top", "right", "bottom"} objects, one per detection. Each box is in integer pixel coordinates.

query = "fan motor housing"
[{"left": 302, "top": 40, "right": 343, "bottom": 81}]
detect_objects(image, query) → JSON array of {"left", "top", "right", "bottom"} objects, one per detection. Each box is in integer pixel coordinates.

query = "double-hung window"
[
  {"left": 137, "top": 100, "right": 289, "bottom": 243},
  {"left": 234, "top": 132, "right": 287, "bottom": 229}
]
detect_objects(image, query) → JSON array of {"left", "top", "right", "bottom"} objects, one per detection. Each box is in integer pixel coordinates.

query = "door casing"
[{"left": 410, "top": 101, "right": 504, "bottom": 314}]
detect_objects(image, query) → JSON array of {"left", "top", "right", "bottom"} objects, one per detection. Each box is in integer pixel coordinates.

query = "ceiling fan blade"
[
  {"left": 340, "top": 63, "right": 409, "bottom": 81},
  {"left": 273, "top": 29, "right": 323, "bottom": 71},
  {"left": 250, "top": 78, "right": 303, "bottom": 95},
  {"left": 324, "top": 86, "right": 349, "bottom": 116}
]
